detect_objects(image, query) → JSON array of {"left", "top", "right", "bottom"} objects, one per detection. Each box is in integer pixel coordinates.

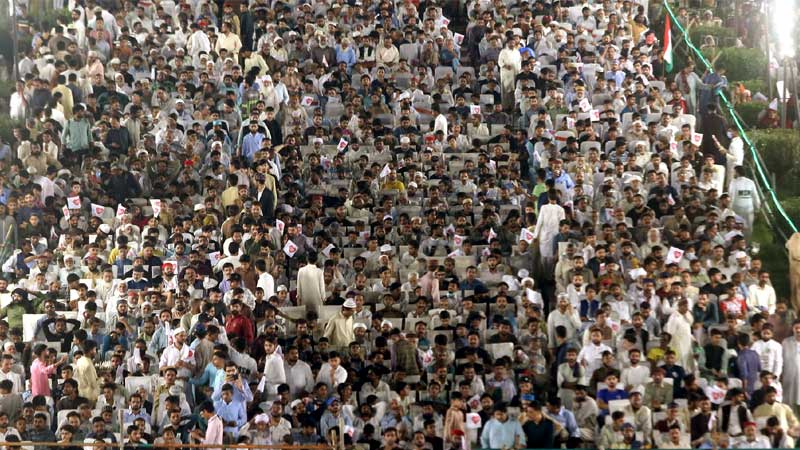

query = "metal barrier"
[{"left": 0, "top": 442, "right": 332, "bottom": 449}]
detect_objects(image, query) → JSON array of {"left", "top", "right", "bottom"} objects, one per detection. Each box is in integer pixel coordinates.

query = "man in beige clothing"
[
  {"left": 323, "top": 299, "right": 356, "bottom": 350},
  {"left": 74, "top": 341, "right": 99, "bottom": 404}
]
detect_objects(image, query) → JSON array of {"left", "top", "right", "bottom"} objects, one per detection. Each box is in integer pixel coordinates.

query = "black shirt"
[{"left": 522, "top": 418, "right": 555, "bottom": 449}]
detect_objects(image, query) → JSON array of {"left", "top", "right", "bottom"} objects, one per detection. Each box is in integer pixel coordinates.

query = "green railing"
[{"left": 662, "top": 1, "right": 799, "bottom": 234}]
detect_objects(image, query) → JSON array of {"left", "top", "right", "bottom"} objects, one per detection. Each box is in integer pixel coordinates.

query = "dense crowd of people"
[{"left": 0, "top": 0, "right": 793, "bottom": 449}]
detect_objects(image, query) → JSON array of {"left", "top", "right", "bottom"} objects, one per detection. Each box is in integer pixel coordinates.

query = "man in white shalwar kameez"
[
  {"left": 781, "top": 321, "right": 800, "bottom": 412},
  {"left": 498, "top": 39, "right": 522, "bottom": 110},
  {"left": 187, "top": 24, "right": 211, "bottom": 60},
  {"left": 664, "top": 299, "right": 694, "bottom": 371},
  {"left": 533, "top": 190, "right": 565, "bottom": 267}
]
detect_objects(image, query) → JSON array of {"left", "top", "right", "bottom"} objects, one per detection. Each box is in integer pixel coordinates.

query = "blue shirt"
[
  {"left": 214, "top": 398, "right": 246, "bottom": 437},
  {"left": 597, "top": 388, "right": 628, "bottom": 414},
  {"left": 212, "top": 377, "right": 254, "bottom": 404},
  {"left": 320, "top": 411, "right": 352, "bottom": 437},
  {"left": 736, "top": 348, "right": 761, "bottom": 395},
  {"left": 549, "top": 407, "right": 580, "bottom": 438},
  {"left": 122, "top": 409, "right": 151, "bottom": 426},
  {"left": 480, "top": 418, "right": 526, "bottom": 449},
  {"left": 335, "top": 46, "right": 357, "bottom": 68},
  {"left": 241, "top": 132, "right": 265, "bottom": 162}
]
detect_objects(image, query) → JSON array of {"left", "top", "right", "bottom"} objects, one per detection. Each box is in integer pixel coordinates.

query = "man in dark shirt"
[
  {"left": 521, "top": 402, "right": 555, "bottom": 449},
  {"left": 660, "top": 350, "right": 687, "bottom": 399},
  {"left": 690, "top": 397, "right": 714, "bottom": 446}
]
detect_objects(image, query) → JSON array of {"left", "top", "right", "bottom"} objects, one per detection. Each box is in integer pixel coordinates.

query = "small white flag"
[
  {"left": 440, "top": 16, "right": 450, "bottom": 26},
  {"left": 691, "top": 132, "right": 703, "bottom": 146},
  {"left": 150, "top": 199, "right": 162, "bottom": 217},
  {"left": 116, "top": 204, "right": 127, "bottom": 217},
  {"left": 276, "top": 219, "right": 285, "bottom": 234},
  {"left": 481, "top": 247, "right": 491, "bottom": 257},
  {"left": 67, "top": 196, "right": 81, "bottom": 209},
  {"left": 444, "top": 224, "right": 455, "bottom": 235},
  {"left": 62, "top": 206, "right": 70, "bottom": 218},
  {"left": 454, "top": 33, "right": 464, "bottom": 46},
  {"left": 256, "top": 375, "right": 267, "bottom": 393},
  {"left": 50, "top": 226, "right": 58, "bottom": 240},
  {"left": 322, "top": 243, "right": 335, "bottom": 258},
  {"left": 337, "top": 138, "right": 349, "bottom": 152},
  {"left": 379, "top": 163, "right": 391, "bottom": 178},
  {"left": 469, "top": 105, "right": 482, "bottom": 116},
  {"left": 322, "top": 54, "right": 328, "bottom": 67},
  {"left": 208, "top": 251, "right": 222, "bottom": 266},
  {"left": 669, "top": 141, "right": 678, "bottom": 152},
  {"left": 88, "top": 234, "right": 97, "bottom": 244},
  {"left": 488, "top": 228, "right": 497, "bottom": 242},
  {"left": 666, "top": 246, "right": 685, "bottom": 264},
  {"left": 769, "top": 98, "right": 779, "bottom": 110},
  {"left": 519, "top": 228, "right": 535, "bottom": 244},
  {"left": 567, "top": 117, "right": 576, "bottom": 129},
  {"left": 453, "top": 234, "right": 465, "bottom": 247},
  {"left": 590, "top": 109, "right": 600, "bottom": 122},
  {"left": 448, "top": 250, "right": 460, "bottom": 257},
  {"left": 283, "top": 240, "right": 299, "bottom": 257},
  {"left": 579, "top": 98, "right": 591, "bottom": 112},
  {"left": 301, "top": 95, "right": 314, "bottom": 106},
  {"left": 91, "top": 204, "right": 106, "bottom": 218}
]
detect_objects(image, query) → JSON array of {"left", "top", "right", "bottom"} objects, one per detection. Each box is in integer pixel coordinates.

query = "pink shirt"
[
  {"left": 204, "top": 414, "right": 223, "bottom": 450},
  {"left": 30, "top": 358, "right": 56, "bottom": 397}
]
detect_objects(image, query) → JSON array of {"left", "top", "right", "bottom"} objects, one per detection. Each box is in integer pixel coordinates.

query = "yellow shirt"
[{"left": 382, "top": 180, "right": 405, "bottom": 191}]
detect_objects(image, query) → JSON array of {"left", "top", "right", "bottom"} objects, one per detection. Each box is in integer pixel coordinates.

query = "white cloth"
[
  {"left": 664, "top": 311, "right": 694, "bottom": 370},
  {"left": 748, "top": 283, "right": 777, "bottom": 314},
  {"left": 284, "top": 360, "right": 314, "bottom": 396},
  {"left": 297, "top": 264, "right": 326, "bottom": 314},
  {"left": 261, "top": 352, "right": 286, "bottom": 395},
  {"left": 752, "top": 339, "right": 783, "bottom": 378},
  {"left": 533, "top": 203, "right": 566, "bottom": 259}
]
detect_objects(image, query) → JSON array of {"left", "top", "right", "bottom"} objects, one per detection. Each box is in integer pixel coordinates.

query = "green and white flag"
[{"left": 663, "top": 14, "right": 673, "bottom": 72}]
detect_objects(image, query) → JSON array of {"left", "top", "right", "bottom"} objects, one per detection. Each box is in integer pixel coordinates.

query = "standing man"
[
  {"left": 533, "top": 190, "right": 566, "bottom": 271},
  {"left": 323, "top": 298, "right": 356, "bottom": 350},
  {"left": 781, "top": 320, "right": 800, "bottom": 416},
  {"left": 498, "top": 38, "right": 522, "bottom": 111},
  {"left": 192, "top": 402, "right": 223, "bottom": 450},
  {"left": 728, "top": 165, "right": 760, "bottom": 237},
  {"left": 74, "top": 341, "right": 99, "bottom": 404},
  {"left": 296, "top": 253, "right": 325, "bottom": 315}
]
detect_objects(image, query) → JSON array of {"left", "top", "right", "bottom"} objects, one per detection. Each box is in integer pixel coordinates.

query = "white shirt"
[
  {"left": 0, "top": 369, "right": 23, "bottom": 394},
  {"left": 728, "top": 137, "right": 744, "bottom": 166},
  {"left": 577, "top": 342, "right": 613, "bottom": 376},
  {"left": 257, "top": 272, "right": 275, "bottom": 299},
  {"left": 733, "top": 436, "right": 770, "bottom": 448},
  {"left": 260, "top": 352, "right": 286, "bottom": 395},
  {"left": 729, "top": 177, "right": 760, "bottom": 209},
  {"left": 748, "top": 283, "right": 776, "bottom": 314},
  {"left": 315, "top": 363, "right": 347, "bottom": 389},
  {"left": 620, "top": 364, "right": 651, "bottom": 391},
  {"left": 752, "top": 338, "right": 783, "bottom": 377},
  {"left": 433, "top": 113, "right": 448, "bottom": 136},
  {"left": 284, "top": 360, "right": 314, "bottom": 396},
  {"left": 159, "top": 343, "right": 195, "bottom": 378}
]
